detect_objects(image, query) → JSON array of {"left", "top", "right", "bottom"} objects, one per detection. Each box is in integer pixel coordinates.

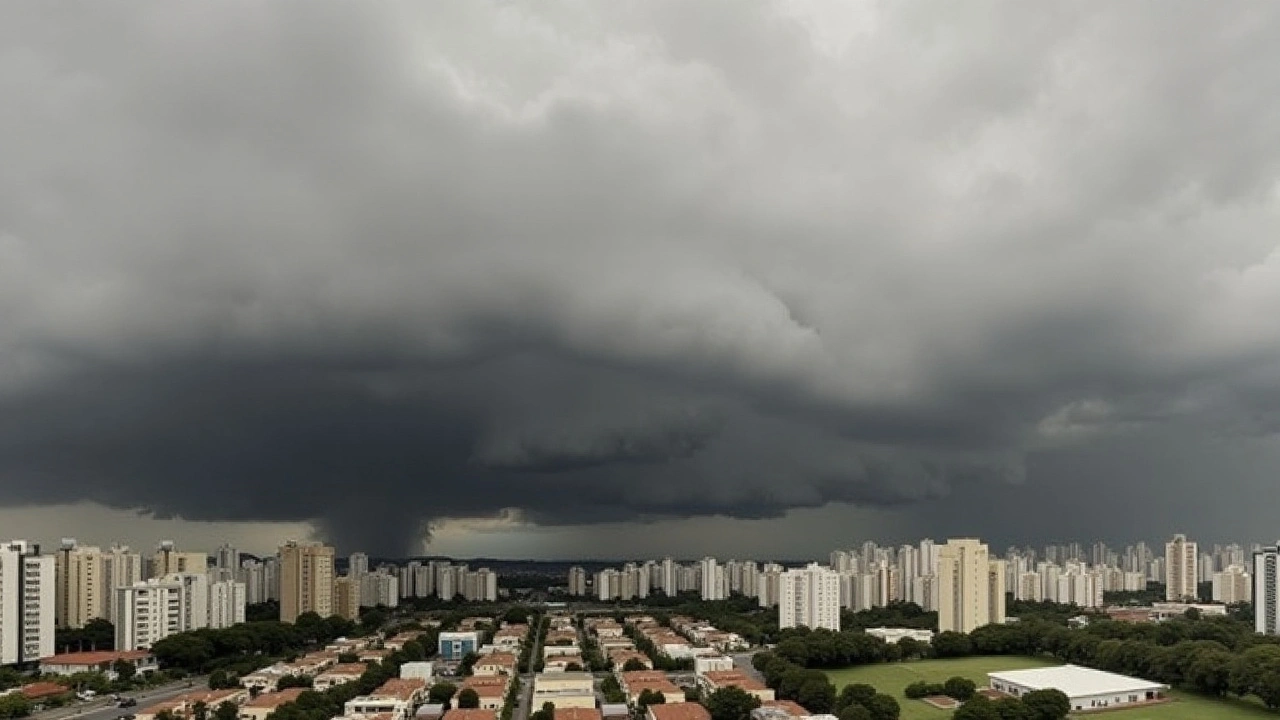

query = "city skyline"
[{"left": 4, "top": 4, "right": 1280, "bottom": 557}]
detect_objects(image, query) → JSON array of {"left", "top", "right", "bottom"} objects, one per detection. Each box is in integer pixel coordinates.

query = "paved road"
[
  {"left": 514, "top": 616, "right": 547, "bottom": 720},
  {"left": 35, "top": 681, "right": 207, "bottom": 720},
  {"left": 731, "top": 652, "right": 765, "bottom": 683}
]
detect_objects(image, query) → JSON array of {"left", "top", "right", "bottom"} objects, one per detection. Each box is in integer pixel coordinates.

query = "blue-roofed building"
[{"left": 438, "top": 631, "right": 482, "bottom": 661}]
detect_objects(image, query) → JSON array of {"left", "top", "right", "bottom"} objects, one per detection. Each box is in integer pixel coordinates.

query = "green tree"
[
  {"left": 836, "top": 683, "right": 877, "bottom": 711},
  {"left": 0, "top": 694, "right": 31, "bottom": 720},
  {"left": 861, "top": 694, "right": 899, "bottom": 720},
  {"left": 214, "top": 701, "right": 239, "bottom": 720},
  {"left": 428, "top": 682, "right": 458, "bottom": 705},
  {"left": 338, "top": 653, "right": 360, "bottom": 664},
  {"left": 112, "top": 659, "right": 137, "bottom": 683},
  {"left": 991, "top": 698, "right": 1030, "bottom": 720},
  {"left": 456, "top": 689, "right": 480, "bottom": 709},
  {"left": 930, "top": 632, "right": 972, "bottom": 658},
  {"left": 276, "top": 675, "right": 313, "bottom": 689},
  {"left": 705, "top": 687, "right": 761, "bottom": 720},
  {"left": 942, "top": 677, "right": 976, "bottom": 701},
  {"left": 1018, "top": 690, "right": 1070, "bottom": 720},
  {"left": 836, "top": 705, "right": 870, "bottom": 720},
  {"left": 795, "top": 677, "right": 836, "bottom": 714},
  {"left": 637, "top": 689, "right": 666, "bottom": 708},
  {"left": 192, "top": 700, "right": 209, "bottom": 720},
  {"left": 623, "top": 658, "right": 648, "bottom": 672},
  {"left": 952, "top": 696, "right": 1001, "bottom": 720},
  {"left": 531, "top": 702, "right": 556, "bottom": 720}
]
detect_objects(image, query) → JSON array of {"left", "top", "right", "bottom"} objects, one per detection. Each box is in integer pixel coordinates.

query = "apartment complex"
[
  {"left": 279, "top": 542, "right": 335, "bottom": 623},
  {"left": 0, "top": 540, "right": 55, "bottom": 665},
  {"left": 1255, "top": 544, "right": 1280, "bottom": 635},
  {"left": 114, "top": 573, "right": 246, "bottom": 651},
  {"left": 1165, "top": 534, "right": 1198, "bottom": 601},
  {"left": 937, "top": 538, "right": 1005, "bottom": 633},
  {"left": 778, "top": 563, "right": 840, "bottom": 631},
  {"left": 150, "top": 541, "right": 208, "bottom": 578}
]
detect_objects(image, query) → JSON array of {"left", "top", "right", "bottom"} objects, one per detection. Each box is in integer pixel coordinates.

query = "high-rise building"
[
  {"left": 464, "top": 568, "right": 498, "bottom": 602},
  {"left": 1255, "top": 545, "right": 1280, "bottom": 635},
  {"left": 700, "top": 557, "right": 724, "bottom": 601},
  {"left": 333, "top": 576, "right": 360, "bottom": 620},
  {"left": 567, "top": 567, "right": 588, "bottom": 596},
  {"left": 55, "top": 540, "right": 105, "bottom": 629},
  {"left": 102, "top": 545, "right": 143, "bottom": 622},
  {"left": 208, "top": 577, "right": 247, "bottom": 629},
  {"left": 114, "top": 573, "right": 218, "bottom": 651},
  {"left": 149, "top": 541, "right": 207, "bottom": 579},
  {"left": 661, "top": 558, "right": 677, "bottom": 596},
  {"left": 215, "top": 544, "right": 240, "bottom": 572},
  {"left": 1165, "top": 534, "right": 1198, "bottom": 601},
  {"left": 359, "top": 570, "right": 399, "bottom": 607},
  {"left": 348, "top": 553, "right": 369, "bottom": 577},
  {"left": 937, "top": 538, "right": 1003, "bottom": 633},
  {"left": 779, "top": 563, "right": 841, "bottom": 631},
  {"left": 278, "top": 542, "right": 335, "bottom": 622},
  {"left": 1213, "top": 564, "right": 1251, "bottom": 604},
  {"left": 0, "top": 540, "right": 55, "bottom": 665}
]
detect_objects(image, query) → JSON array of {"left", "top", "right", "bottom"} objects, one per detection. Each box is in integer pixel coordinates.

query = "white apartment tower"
[
  {"left": 114, "top": 573, "right": 244, "bottom": 651},
  {"left": 1213, "top": 564, "right": 1251, "bottom": 604},
  {"left": 779, "top": 563, "right": 841, "bottom": 631},
  {"left": 700, "top": 557, "right": 725, "bottom": 601},
  {"left": 567, "top": 567, "right": 588, "bottom": 596},
  {"left": 348, "top": 553, "right": 370, "bottom": 577},
  {"left": 0, "top": 541, "right": 55, "bottom": 665},
  {"left": 1165, "top": 534, "right": 1198, "bottom": 601},
  {"left": 55, "top": 540, "right": 105, "bottom": 629},
  {"left": 1255, "top": 544, "right": 1280, "bottom": 635},
  {"left": 937, "top": 538, "right": 1004, "bottom": 633}
]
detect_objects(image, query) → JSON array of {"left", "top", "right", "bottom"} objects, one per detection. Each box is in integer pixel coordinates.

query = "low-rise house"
[
  {"left": 543, "top": 655, "right": 585, "bottom": 673},
  {"left": 617, "top": 672, "right": 685, "bottom": 706},
  {"left": 474, "top": 652, "right": 517, "bottom": 676},
  {"left": 599, "top": 638, "right": 635, "bottom": 654},
  {"left": 554, "top": 709, "right": 603, "bottom": 720},
  {"left": 19, "top": 683, "right": 71, "bottom": 704},
  {"left": 415, "top": 704, "right": 446, "bottom": 720},
  {"left": 693, "top": 657, "right": 733, "bottom": 675},
  {"left": 400, "top": 662, "right": 434, "bottom": 681},
  {"left": 646, "top": 704, "right": 710, "bottom": 720},
  {"left": 360, "top": 648, "right": 394, "bottom": 663},
  {"left": 39, "top": 650, "right": 158, "bottom": 678},
  {"left": 137, "top": 690, "right": 249, "bottom": 720},
  {"left": 864, "top": 628, "right": 934, "bottom": 644},
  {"left": 531, "top": 672, "right": 595, "bottom": 709},
  {"left": 753, "top": 701, "right": 810, "bottom": 720},
  {"left": 460, "top": 677, "right": 508, "bottom": 711},
  {"left": 697, "top": 671, "right": 775, "bottom": 702},
  {"left": 610, "top": 650, "right": 652, "bottom": 670},
  {"left": 385, "top": 632, "right": 427, "bottom": 652},
  {"left": 239, "top": 689, "right": 307, "bottom": 720},
  {"left": 442, "top": 710, "right": 496, "bottom": 720},
  {"left": 545, "top": 630, "right": 578, "bottom": 646},
  {"left": 544, "top": 644, "right": 581, "bottom": 658},
  {"left": 493, "top": 626, "right": 527, "bottom": 650},
  {"left": 344, "top": 679, "right": 427, "bottom": 720},
  {"left": 315, "top": 663, "right": 370, "bottom": 691},
  {"left": 438, "top": 632, "right": 483, "bottom": 661}
]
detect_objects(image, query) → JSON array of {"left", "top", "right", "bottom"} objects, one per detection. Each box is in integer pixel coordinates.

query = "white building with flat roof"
[
  {"left": 864, "top": 627, "right": 934, "bottom": 644},
  {"left": 779, "top": 564, "right": 840, "bottom": 632},
  {"left": 988, "top": 665, "right": 1166, "bottom": 713}
]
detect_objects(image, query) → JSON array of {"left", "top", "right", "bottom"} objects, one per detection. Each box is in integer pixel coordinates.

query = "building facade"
[
  {"left": 937, "top": 538, "right": 1004, "bottom": 633},
  {"left": 1165, "top": 535, "right": 1198, "bottom": 602},
  {"left": 778, "top": 563, "right": 841, "bottom": 631},
  {"left": 0, "top": 540, "right": 55, "bottom": 665},
  {"left": 279, "top": 542, "right": 335, "bottom": 623},
  {"left": 1255, "top": 544, "right": 1280, "bottom": 635}
]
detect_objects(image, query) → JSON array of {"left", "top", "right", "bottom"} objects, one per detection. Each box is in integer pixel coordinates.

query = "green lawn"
[{"left": 823, "top": 657, "right": 1277, "bottom": 720}]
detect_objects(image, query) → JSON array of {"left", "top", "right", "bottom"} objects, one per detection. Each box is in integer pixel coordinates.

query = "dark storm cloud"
[{"left": 3, "top": 1, "right": 1280, "bottom": 552}]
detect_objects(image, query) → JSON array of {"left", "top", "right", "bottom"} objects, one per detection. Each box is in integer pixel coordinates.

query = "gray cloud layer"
[{"left": 3, "top": 1, "right": 1280, "bottom": 553}]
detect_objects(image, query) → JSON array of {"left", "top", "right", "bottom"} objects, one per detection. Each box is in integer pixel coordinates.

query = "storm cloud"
[{"left": 3, "top": 1, "right": 1280, "bottom": 553}]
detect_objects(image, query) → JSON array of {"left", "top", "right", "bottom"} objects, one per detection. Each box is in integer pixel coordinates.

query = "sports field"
[{"left": 823, "top": 656, "right": 1276, "bottom": 720}]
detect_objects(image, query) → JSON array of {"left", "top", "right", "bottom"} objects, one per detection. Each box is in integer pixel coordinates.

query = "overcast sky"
[{"left": 3, "top": 1, "right": 1280, "bottom": 559}]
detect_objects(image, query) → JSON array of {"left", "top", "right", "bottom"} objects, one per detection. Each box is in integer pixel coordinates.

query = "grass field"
[{"left": 823, "top": 656, "right": 1278, "bottom": 720}]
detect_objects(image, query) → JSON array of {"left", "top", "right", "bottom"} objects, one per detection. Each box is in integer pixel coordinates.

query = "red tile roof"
[
  {"left": 648, "top": 705, "right": 710, "bottom": 720},
  {"left": 243, "top": 689, "right": 306, "bottom": 709},
  {"left": 555, "top": 709, "right": 603, "bottom": 720},
  {"left": 41, "top": 650, "right": 152, "bottom": 666},
  {"left": 443, "top": 710, "right": 497, "bottom": 720},
  {"left": 21, "top": 682, "right": 70, "bottom": 700}
]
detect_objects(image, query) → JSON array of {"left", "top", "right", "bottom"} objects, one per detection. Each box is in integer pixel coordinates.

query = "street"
[
  {"left": 33, "top": 680, "right": 207, "bottom": 720},
  {"left": 514, "top": 616, "right": 547, "bottom": 720}
]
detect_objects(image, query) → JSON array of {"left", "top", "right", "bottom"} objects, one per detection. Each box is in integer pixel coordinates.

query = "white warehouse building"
[{"left": 988, "top": 665, "right": 1166, "bottom": 713}]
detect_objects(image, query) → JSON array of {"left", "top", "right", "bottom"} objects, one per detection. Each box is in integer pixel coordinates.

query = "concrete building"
[
  {"left": 55, "top": 540, "right": 107, "bottom": 629},
  {"left": 779, "top": 563, "right": 841, "bottom": 632},
  {"left": 102, "top": 545, "right": 144, "bottom": 622},
  {"left": 1255, "top": 544, "right": 1280, "bottom": 635},
  {"left": 567, "top": 567, "right": 588, "bottom": 596},
  {"left": 937, "top": 538, "right": 1004, "bottom": 633},
  {"left": 988, "top": 665, "right": 1166, "bottom": 713},
  {"left": 532, "top": 672, "right": 595, "bottom": 709},
  {"left": 208, "top": 577, "right": 247, "bottom": 629},
  {"left": 279, "top": 542, "right": 335, "bottom": 623},
  {"left": 438, "top": 631, "right": 482, "bottom": 661},
  {"left": 463, "top": 568, "right": 498, "bottom": 602},
  {"left": 865, "top": 627, "right": 934, "bottom": 644},
  {"left": 360, "top": 570, "right": 400, "bottom": 608},
  {"left": 1213, "top": 564, "right": 1251, "bottom": 604},
  {"left": 1165, "top": 535, "right": 1198, "bottom": 602},
  {"left": 333, "top": 575, "right": 361, "bottom": 621},
  {"left": 348, "top": 553, "right": 369, "bottom": 577},
  {"left": 700, "top": 558, "right": 724, "bottom": 601},
  {"left": 149, "top": 541, "right": 207, "bottom": 579},
  {"left": 114, "top": 573, "right": 211, "bottom": 650},
  {"left": 0, "top": 540, "right": 55, "bottom": 665}
]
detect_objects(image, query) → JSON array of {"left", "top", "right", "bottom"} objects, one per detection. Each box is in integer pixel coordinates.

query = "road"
[
  {"left": 514, "top": 616, "right": 546, "bottom": 720},
  {"left": 34, "top": 680, "right": 208, "bottom": 720}
]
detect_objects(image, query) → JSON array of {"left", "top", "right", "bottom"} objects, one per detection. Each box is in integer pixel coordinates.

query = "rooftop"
[
  {"left": 988, "top": 665, "right": 1167, "bottom": 698},
  {"left": 21, "top": 682, "right": 69, "bottom": 700},
  {"left": 648, "top": 704, "right": 711, "bottom": 720},
  {"left": 555, "top": 709, "right": 603, "bottom": 720},
  {"left": 759, "top": 701, "right": 809, "bottom": 717},
  {"left": 320, "top": 663, "right": 370, "bottom": 676},
  {"left": 443, "top": 711, "right": 497, "bottom": 720},
  {"left": 40, "top": 650, "right": 152, "bottom": 665},
  {"left": 244, "top": 689, "right": 307, "bottom": 709}
]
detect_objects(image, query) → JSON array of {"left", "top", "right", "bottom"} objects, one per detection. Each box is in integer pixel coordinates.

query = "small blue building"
[{"left": 437, "top": 631, "right": 482, "bottom": 661}]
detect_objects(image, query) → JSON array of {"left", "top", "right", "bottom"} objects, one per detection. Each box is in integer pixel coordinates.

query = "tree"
[
  {"left": 705, "top": 687, "right": 762, "bottom": 720},
  {"left": 276, "top": 675, "right": 313, "bottom": 689},
  {"left": 637, "top": 689, "right": 666, "bottom": 708},
  {"left": 1019, "top": 690, "right": 1070, "bottom": 720},
  {"left": 623, "top": 658, "right": 649, "bottom": 672},
  {"left": 208, "top": 670, "right": 236, "bottom": 690},
  {"left": 192, "top": 700, "right": 209, "bottom": 720},
  {"left": 991, "top": 698, "right": 1031, "bottom": 720},
  {"left": 836, "top": 683, "right": 877, "bottom": 711},
  {"left": 565, "top": 662, "right": 583, "bottom": 672},
  {"left": 0, "top": 695, "right": 31, "bottom": 720},
  {"left": 861, "top": 694, "right": 899, "bottom": 720},
  {"left": 214, "top": 702, "right": 239, "bottom": 720},
  {"left": 112, "top": 659, "right": 137, "bottom": 683},
  {"left": 456, "top": 689, "right": 480, "bottom": 709},
  {"left": 338, "top": 653, "right": 360, "bottom": 664},
  {"left": 931, "top": 632, "right": 972, "bottom": 658},
  {"left": 942, "top": 677, "right": 976, "bottom": 701},
  {"left": 503, "top": 607, "right": 531, "bottom": 624},
  {"left": 795, "top": 677, "right": 836, "bottom": 714},
  {"left": 836, "top": 705, "right": 871, "bottom": 720},
  {"left": 952, "top": 696, "right": 1001, "bottom": 720},
  {"left": 429, "top": 682, "right": 458, "bottom": 705},
  {"left": 531, "top": 702, "right": 556, "bottom": 720}
]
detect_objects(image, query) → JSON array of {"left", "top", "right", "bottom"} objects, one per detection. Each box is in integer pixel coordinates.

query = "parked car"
[{"left": 118, "top": 698, "right": 137, "bottom": 708}]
